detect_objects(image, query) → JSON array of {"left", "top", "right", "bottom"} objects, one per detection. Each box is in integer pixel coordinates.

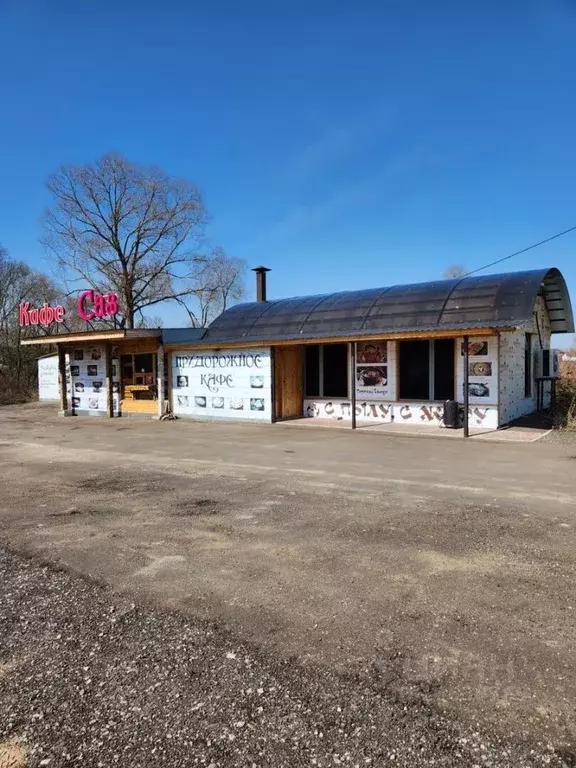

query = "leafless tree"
[
  {"left": 42, "top": 153, "right": 215, "bottom": 329},
  {"left": 442, "top": 264, "right": 467, "bottom": 279},
  {"left": 0, "top": 246, "right": 66, "bottom": 401},
  {"left": 178, "top": 248, "right": 247, "bottom": 327}
]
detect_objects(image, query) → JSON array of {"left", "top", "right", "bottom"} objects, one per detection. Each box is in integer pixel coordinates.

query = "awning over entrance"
[{"left": 199, "top": 267, "right": 574, "bottom": 346}]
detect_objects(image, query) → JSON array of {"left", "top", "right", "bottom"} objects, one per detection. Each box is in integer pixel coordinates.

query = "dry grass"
[
  {"left": 553, "top": 377, "right": 576, "bottom": 430},
  {"left": 0, "top": 739, "right": 27, "bottom": 768}
]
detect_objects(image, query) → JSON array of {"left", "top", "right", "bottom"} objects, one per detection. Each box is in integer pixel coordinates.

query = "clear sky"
[{"left": 1, "top": 0, "right": 576, "bottom": 341}]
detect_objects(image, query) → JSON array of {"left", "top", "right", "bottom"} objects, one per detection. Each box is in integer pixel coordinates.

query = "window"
[
  {"left": 524, "top": 333, "right": 532, "bottom": 397},
  {"left": 305, "top": 344, "right": 348, "bottom": 398},
  {"left": 398, "top": 339, "right": 455, "bottom": 401}
]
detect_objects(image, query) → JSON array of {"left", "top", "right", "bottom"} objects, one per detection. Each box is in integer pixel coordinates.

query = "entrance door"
[{"left": 274, "top": 346, "right": 303, "bottom": 420}]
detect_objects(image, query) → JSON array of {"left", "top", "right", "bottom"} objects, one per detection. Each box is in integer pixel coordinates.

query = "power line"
[{"left": 462, "top": 223, "right": 576, "bottom": 278}]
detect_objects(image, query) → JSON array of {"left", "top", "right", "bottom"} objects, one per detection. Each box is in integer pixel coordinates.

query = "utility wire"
[{"left": 461, "top": 224, "right": 576, "bottom": 278}]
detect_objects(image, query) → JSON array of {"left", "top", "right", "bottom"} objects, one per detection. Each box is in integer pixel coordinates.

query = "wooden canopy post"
[
  {"left": 157, "top": 345, "right": 165, "bottom": 418},
  {"left": 350, "top": 341, "right": 357, "bottom": 429},
  {"left": 105, "top": 343, "right": 114, "bottom": 418},
  {"left": 463, "top": 335, "right": 470, "bottom": 438},
  {"left": 57, "top": 344, "right": 68, "bottom": 414}
]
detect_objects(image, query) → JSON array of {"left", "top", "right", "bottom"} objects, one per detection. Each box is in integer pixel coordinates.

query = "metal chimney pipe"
[{"left": 252, "top": 266, "right": 271, "bottom": 302}]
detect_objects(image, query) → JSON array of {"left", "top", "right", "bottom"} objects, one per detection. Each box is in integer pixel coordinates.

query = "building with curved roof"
[{"left": 23, "top": 267, "right": 573, "bottom": 432}]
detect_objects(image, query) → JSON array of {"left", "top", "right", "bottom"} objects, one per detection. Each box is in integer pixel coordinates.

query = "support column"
[
  {"left": 105, "top": 344, "right": 114, "bottom": 418},
  {"left": 57, "top": 344, "right": 69, "bottom": 415},
  {"left": 350, "top": 341, "right": 357, "bottom": 429},
  {"left": 463, "top": 335, "right": 470, "bottom": 438},
  {"left": 157, "top": 345, "right": 165, "bottom": 418}
]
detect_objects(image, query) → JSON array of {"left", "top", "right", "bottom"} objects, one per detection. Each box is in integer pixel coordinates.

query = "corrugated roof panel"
[{"left": 198, "top": 267, "right": 573, "bottom": 345}]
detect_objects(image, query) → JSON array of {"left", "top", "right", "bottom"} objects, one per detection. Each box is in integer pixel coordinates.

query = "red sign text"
[
  {"left": 77, "top": 291, "right": 119, "bottom": 322},
  {"left": 19, "top": 302, "right": 66, "bottom": 327}
]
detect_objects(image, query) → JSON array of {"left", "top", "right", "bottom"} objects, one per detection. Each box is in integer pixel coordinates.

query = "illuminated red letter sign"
[
  {"left": 77, "top": 291, "right": 119, "bottom": 321},
  {"left": 18, "top": 301, "right": 66, "bottom": 327}
]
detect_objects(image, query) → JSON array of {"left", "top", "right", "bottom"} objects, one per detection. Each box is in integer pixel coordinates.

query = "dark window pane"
[
  {"left": 434, "top": 339, "right": 455, "bottom": 400},
  {"left": 322, "top": 343, "right": 348, "bottom": 398},
  {"left": 399, "top": 340, "right": 430, "bottom": 400},
  {"left": 305, "top": 345, "right": 320, "bottom": 397},
  {"left": 542, "top": 348, "right": 550, "bottom": 377},
  {"left": 525, "top": 334, "right": 532, "bottom": 397},
  {"left": 134, "top": 353, "right": 154, "bottom": 373}
]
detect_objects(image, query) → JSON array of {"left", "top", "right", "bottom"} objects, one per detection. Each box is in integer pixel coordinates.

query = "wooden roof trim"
[
  {"left": 164, "top": 326, "right": 508, "bottom": 351},
  {"left": 20, "top": 329, "right": 160, "bottom": 346}
]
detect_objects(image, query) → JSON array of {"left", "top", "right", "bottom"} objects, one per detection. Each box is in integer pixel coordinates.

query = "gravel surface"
[
  {"left": 0, "top": 548, "right": 571, "bottom": 768},
  {"left": 540, "top": 430, "right": 576, "bottom": 445}
]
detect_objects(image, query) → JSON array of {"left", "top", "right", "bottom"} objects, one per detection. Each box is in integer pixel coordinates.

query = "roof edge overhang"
[
  {"left": 540, "top": 267, "right": 574, "bottom": 334},
  {"left": 20, "top": 329, "right": 161, "bottom": 347},
  {"left": 165, "top": 324, "right": 518, "bottom": 351}
]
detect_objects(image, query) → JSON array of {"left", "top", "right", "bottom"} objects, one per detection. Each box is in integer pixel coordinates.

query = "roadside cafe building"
[{"left": 22, "top": 267, "right": 574, "bottom": 434}]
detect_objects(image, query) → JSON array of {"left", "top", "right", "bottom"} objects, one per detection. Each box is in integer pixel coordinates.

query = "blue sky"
[{"left": 1, "top": 0, "right": 576, "bottom": 342}]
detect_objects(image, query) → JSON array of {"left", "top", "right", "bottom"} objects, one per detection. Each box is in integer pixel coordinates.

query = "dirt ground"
[{"left": 1, "top": 403, "right": 575, "bottom": 760}]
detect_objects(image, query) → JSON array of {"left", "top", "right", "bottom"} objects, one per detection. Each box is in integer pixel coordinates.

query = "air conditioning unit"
[{"left": 533, "top": 349, "right": 561, "bottom": 379}]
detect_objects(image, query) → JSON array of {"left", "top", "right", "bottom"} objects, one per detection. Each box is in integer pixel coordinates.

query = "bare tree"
[
  {"left": 42, "top": 153, "right": 212, "bottom": 329},
  {"left": 0, "top": 246, "right": 65, "bottom": 401},
  {"left": 443, "top": 264, "right": 467, "bottom": 279},
  {"left": 178, "top": 248, "right": 246, "bottom": 327}
]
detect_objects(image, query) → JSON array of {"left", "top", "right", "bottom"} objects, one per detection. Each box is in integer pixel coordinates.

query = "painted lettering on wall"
[
  {"left": 304, "top": 399, "right": 496, "bottom": 429},
  {"left": 175, "top": 353, "right": 263, "bottom": 369},
  {"left": 199, "top": 373, "right": 233, "bottom": 393},
  {"left": 77, "top": 291, "right": 119, "bottom": 321},
  {"left": 19, "top": 302, "right": 66, "bottom": 327}
]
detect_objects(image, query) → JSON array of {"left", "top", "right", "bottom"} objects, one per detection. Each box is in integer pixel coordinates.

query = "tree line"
[{"left": 0, "top": 152, "right": 246, "bottom": 404}]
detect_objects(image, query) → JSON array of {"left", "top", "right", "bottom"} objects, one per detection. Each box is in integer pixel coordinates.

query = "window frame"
[{"left": 304, "top": 343, "right": 349, "bottom": 399}]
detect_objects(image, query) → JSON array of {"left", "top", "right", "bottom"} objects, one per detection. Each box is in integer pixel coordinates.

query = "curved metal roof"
[{"left": 202, "top": 268, "right": 573, "bottom": 344}]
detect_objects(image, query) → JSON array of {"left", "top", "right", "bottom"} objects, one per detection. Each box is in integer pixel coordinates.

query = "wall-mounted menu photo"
[
  {"left": 461, "top": 341, "right": 488, "bottom": 356},
  {"left": 177, "top": 375, "right": 189, "bottom": 388},
  {"left": 70, "top": 365, "right": 80, "bottom": 377},
  {"left": 87, "top": 365, "right": 98, "bottom": 376},
  {"left": 91, "top": 348, "right": 102, "bottom": 360},
  {"left": 357, "top": 342, "right": 387, "bottom": 364},
  {"left": 469, "top": 361, "right": 492, "bottom": 377},
  {"left": 356, "top": 366, "right": 387, "bottom": 387},
  {"left": 73, "top": 349, "right": 84, "bottom": 361},
  {"left": 466, "top": 382, "right": 490, "bottom": 398}
]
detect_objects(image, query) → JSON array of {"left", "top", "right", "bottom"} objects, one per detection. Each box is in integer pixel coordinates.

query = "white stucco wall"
[
  {"left": 171, "top": 348, "right": 272, "bottom": 422},
  {"left": 499, "top": 296, "right": 552, "bottom": 425},
  {"left": 65, "top": 345, "right": 120, "bottom": 415},
  {"left": 38, "top": 355, "right": 59, "bottom": 401}
]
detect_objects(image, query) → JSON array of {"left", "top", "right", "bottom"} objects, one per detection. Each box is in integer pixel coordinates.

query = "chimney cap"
[{"left": 251, "top": 265, "right": 271, "bottom": 273}]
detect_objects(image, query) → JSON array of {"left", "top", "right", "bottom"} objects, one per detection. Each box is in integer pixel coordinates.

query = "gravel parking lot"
[
  {"left": 1, "top": 403, "right": 575, "bottom": 766},
  {"left": 0, "top": 547, "right": 571, "bottom": 768}
]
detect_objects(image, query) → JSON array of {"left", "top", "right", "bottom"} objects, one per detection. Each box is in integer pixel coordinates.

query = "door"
[{"left": 274, "top": 346, "right": 303, "bottom": 420}]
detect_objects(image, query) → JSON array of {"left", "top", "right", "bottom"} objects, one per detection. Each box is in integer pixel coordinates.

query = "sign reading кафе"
[
  {"left": 172, "top": 348, "right": 272, "bottom": 421},
  {"left": 18, "top": 291, "right": 120, "bottom": 327}
]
